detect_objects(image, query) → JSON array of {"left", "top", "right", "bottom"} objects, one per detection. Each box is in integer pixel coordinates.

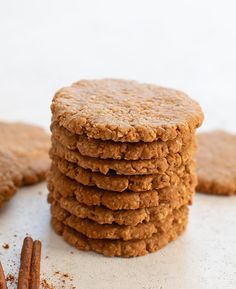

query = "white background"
[
  {"left": 0, "top": 1, "right": 236, "bottom": 289},
  {"left": 1, "top": 0, "right": 236, "bottom": 130}
]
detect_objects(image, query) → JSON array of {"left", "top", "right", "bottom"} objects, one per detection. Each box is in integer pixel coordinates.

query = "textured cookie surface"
[
  {"left": 50, "top": 196, "right": 191, "bottom": 226},
  {"left": 51, "top": 79, "right": 203, "bottom": 142},
  {"left": 0, "top": 121, "right": 50, "bottom": 207},
  {"left": 47, "top": 167, "right": 195, "bottom": 210},
  {"left": 52, "top": 156, "right": 196, "bottom": 192},
  {"left": 51, "top": 203, "right": 187, "bottom": 240},
  {"left": 0, "top": 122, "right": 50, "bottom": 184},
  {"left": 50, "top": 137, "right": 194, "bottom": 175},
  {"left": 196, "top": 131, "right": 236, "bottom": 195},
  {"left": 0, "top": 150, "right": 22, "bottom": 207},
  {"left": 48, "top": 179, "right": 193, "bottom": 226},
  {"left": 51, "top": 122, "right": 194, "bottom": 160},
  {"left": 51, "top": 212, "right": 188, "bottom": 257}
]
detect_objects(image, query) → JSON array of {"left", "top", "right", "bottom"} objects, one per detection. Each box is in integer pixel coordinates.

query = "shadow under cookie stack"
[{"left": 47, "top": 79, "right": 203, "bottom": 257}]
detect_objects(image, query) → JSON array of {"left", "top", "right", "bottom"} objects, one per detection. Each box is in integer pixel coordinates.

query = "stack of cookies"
[{"left": 47, "top": 79, "right": 203, "bottom": 257}]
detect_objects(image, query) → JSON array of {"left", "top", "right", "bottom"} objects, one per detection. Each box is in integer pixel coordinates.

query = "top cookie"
[{"left": 51, "top": 79, "right": 203, "bottom": 142}]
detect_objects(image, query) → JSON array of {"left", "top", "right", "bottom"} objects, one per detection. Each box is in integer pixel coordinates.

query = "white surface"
[
  {"left": 1, "top": 186, "right": 236, "bottom": 289},
  {"left": 1, "top": 0, "right": 236, "bottom": 288}
]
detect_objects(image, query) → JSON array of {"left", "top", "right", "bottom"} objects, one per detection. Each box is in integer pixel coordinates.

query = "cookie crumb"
[{"left": 2, "top": 243, "right": 10, "bottom": 249}]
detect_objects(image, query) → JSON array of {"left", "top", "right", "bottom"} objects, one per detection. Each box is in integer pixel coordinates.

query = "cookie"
[
  {"left": 51, "top": 79, "right": 203, "bottom": 142},
  {"left": 52, "top": 156, "right": 196, "bottom": 192},
  {"left": 47, "top": 167, "right": 159, "bottom": 209},
  {"left": 0, "top": 121, "right": 50, "bottom": 207},
  {"left": 49, "top": 196, "right": 161, "bottom": 226},
  {"left": 51, "top": 212, "right": 188, "bottom": 257},
  {"left": 196, "top": 131, "right": 236, "bottom": 195},
  {"left": 51, "top": 203, "right": 188, "bottom": 240},
  {"left": 50, "top": 137, "right": 195, "bottom": 175},
  {"left": 47, "top": 167, "right": 195, "bottom": 210},
  {"left": 0, "top": 150, "right": 22, "bottom": 208},
  {"left": 49, "top": 183, "right": 192, "bottom": 225},
  {"left": 51, "top": 122, "right": 195, "bottom": 160},
  {"left": 0, "top": 121, "right": 50, "bottom": 184}
]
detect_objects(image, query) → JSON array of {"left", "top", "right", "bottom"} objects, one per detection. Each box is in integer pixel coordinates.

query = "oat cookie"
[
  {"left": 196, "top": 131, "right": 236, "bottom": 195},
  {"left": 51, "top": 79, "right": 203, "bottom": 142},
  {"left": 49, "top": 184, "right": 192, "bottom": 225},
  {"left": 51, "top": 122, "right": 194, "bottom": 160},
  {"left": 51, "top": 204, "right": 187, "bottom": 240},
  {"left": 0, "top": 121, "right": 50, "bottom": 184},
  {"left": 47, "top": 168, "right": 159, "bottom": 209},
  {"left": 0, "top": 150, "right": 22, "bottom": 208},
  {"left": 47, "top": 167, "right": 195, "bottom": 210},
  {"left": 52, "top": 156, "right": 196, "bottom": 192},
  {"left": 49, "top": 196, "right": 161, "bottom": 226},
  {"left": 50, "top": 137, "right": 194, "bottom": 176},
  {"left": 51, "top": 212, "right": 188, "bottom": 257},
  {"left": 0, "top": 121, "right": 50, "bottom": 207}
]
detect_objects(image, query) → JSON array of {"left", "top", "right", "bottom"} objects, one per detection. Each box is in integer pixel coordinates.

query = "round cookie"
[
  {"left": 51, "top": 204, "right": 187, "bottom": 241},
  {"left": 49, "top": 184, "right": 192, "bottom": 225},
  {"left": 0, "top": 150, "right": 22, "bottom": 208},
  {"left": 51, "top": 79, "right": 204, "bottom": 142},
  {"left": 50, "top": 137, "right": 195, "bottom": 175},
  {"left": 0, "top": 121, "right": 50, "bottom": 185},
  {"left": 49, "top": 197, "right": 161, "bottom": 226},
  {"left": 52, "top": 156, "right": 196, "bottom": 192},
  {"left": 47, "top": 168, "right": 159, "bottom": 210},
  {"left": 51, "top": 122, "right": 194, "bottom": 160},
  {"left": 51, "top": 211, "right": 188, "bottom": 257},
  {"left": 0, "top": 121, "right": 50, "bottom": 207},
  {"left": 196, "top": 131, "right": 236, "bottom": 195},
  {"left": 47, "top": 167, "right": 195, "bottom": 210}
]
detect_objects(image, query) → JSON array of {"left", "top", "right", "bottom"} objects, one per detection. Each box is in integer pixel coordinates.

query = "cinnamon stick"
[
  {"left": 17, "top": 237, "right": 33, "bottom": 289},
  {"left": 29, "top": 240, "right": 42, "bottom": 289},
  {"left": 0, "top": 262, "right": 7, "bottom": 289}
]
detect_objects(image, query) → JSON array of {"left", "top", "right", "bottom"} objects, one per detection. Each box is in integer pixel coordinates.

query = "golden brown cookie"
[
  {"left": 0, "top": 150, "right": 22, "bottom": 208},
  {"left": 0, "top": 121, "right": 50, "bottom": 207},
  {"left": 52, "top": 156, "right": 196, "bottom": 192},
  {"left": 196, "top": 131, "right": 236, "bottom": 195},
  {"left": 51, "top": 211, "right": 188, "bottom": 257},
  {"left": 51, "top": 203, "right": 187, "bottom": 240},
  {"left": 49, "top": 183, "right": 192, "bottom": 225},
  {"left": 0, "top": 122, "right": 50, "bottom": 184},
  {"left": 51, "top": 79, "right": 203, "bottom": 142},
  {"left": 47, "top": 166, "right": 195, "bottom": 210},
  {"left": 51, "top": 122, "right": 194, "bottom": 160},
  {"left": 50, "top": 137, "right": 195, "bottom": 175},
  {"left": 47, "top": 167, "right": 159, "bottom": 209},
  {"left": 49, "top": 196, "right": 160, "bottom": 226}
]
